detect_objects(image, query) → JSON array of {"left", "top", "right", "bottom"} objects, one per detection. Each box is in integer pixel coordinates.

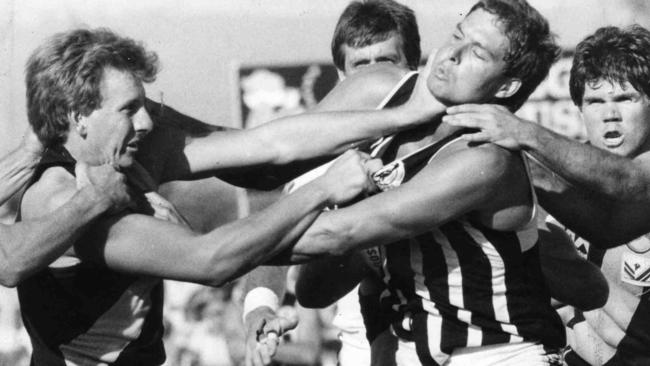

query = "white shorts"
[{"left": 391, "top": 337, "right": 561, "bottom": 366}]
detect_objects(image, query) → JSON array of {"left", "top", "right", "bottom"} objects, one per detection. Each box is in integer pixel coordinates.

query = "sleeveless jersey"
[
  {"left": 558, "top": 219, "right": 650, "bottom": 366},
  {"left": 374, "top": 137, "right": 565, "bottom": 366},
  {"left": 17, "top": 146, "right": 166, "bottom": 366}
]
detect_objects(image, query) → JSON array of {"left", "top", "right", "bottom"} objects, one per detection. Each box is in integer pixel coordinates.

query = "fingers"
[
  {"left": 259, "top": 332, "right": 279, "bottom": 362},
  {"left": 442, "top": 113, "right": 489, "bottom": 128},
  {"left": 459, "top": 131, "right": 493, "bottom": 143},
  {"left": 262, "top": 314, "right": 299, "bottom": 336},
  {"left": 75, "top": 162, "right": 92, "bottom": 189},
  {"left": 446, "top": 103, "right": 508, "bottom": 115}
]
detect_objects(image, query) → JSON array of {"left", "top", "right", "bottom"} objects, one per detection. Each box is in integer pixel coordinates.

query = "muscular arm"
[
  {"left": 445, "top": 104, "right": 650, "bottom": 245},
  {"left": 22, "top": 151, "right": 373, "bottom": 287},
  {"left": 0, "top": 186, "right": 114, "bottom": 287},
  {"left": 151, "top": 65, "right": 438, "bottom": 188},
  {"left": 285, "top": 143, "right": 530, "bottom": 262}
]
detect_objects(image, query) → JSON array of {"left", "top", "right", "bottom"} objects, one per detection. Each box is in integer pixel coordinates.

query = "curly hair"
[
  {"left": 331, "top": 0, "right": 421, "bottom": 71},
  {"left": 469, "top": 0, "right": 560, "bottom": 111},
  {"left": 570, "top": 25, "right": 650, "bottom": 107},
  {"left": 26, "top": 28, "right": 159, "bottom": 147}
]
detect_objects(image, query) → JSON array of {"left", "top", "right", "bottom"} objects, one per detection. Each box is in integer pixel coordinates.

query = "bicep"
[
  {"left": 315, "top": 147, "right": 508, "bottom": 252},
  {"left": 75, "top": 213, "right": 207, "bottom": 282}
]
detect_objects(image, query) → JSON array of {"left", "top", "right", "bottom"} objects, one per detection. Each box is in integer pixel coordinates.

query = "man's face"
[
  {"left": 427, "top": 8, "right": 510, "bottom": 105},
  {"left": 77, "top": 67, "right": 153, "bottom": 168},
  {"left": 581, "top": 79, "right": 650, "bottom": 157},
  {"left": 339, "top": 34, "right": 408, "bottom": 79}
]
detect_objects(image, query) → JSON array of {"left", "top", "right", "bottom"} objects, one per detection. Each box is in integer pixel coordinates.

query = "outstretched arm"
[
  {"left": 153, "top": 63, "right": 441, "bottom": 186},
  {"left": 1, "top": 164, "right": 131, "bottom": 287},
  {"left": 444, "top": 103, "right": 650, "bottom": 245},
  {"left": 22, "top": 151, "right": 379, "bottom": 287},
  {"left": 283, "top": 142, "right": 530, "bottom": 262}
]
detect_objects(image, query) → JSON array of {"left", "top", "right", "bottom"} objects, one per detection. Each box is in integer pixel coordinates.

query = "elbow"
[
  {"left": 0, "top": 265, "right": 23, "bottom": 288},
  {"left": 0, "top": 252, "right": 25, "bottom": 288},
  {"left": 0, "top": 274, "right": 20, "bottom": 288}
]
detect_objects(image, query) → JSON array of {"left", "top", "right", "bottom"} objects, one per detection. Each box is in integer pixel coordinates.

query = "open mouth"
[
  {"left": 125, "top": 140, "right": 140, "bottom": 152},
  {"left": 603, "top": 130, "right": 624, "bottom": 148}
]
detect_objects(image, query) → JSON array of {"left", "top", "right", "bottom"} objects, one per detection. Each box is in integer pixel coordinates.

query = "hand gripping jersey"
[
  {"left": 17, "top": 146, "right": 166, "bottom": 366},
  {"left": 367, "top": 127, "right": 565, "bottom": 365}
]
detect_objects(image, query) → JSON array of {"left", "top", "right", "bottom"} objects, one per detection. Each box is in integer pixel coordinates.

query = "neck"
[{"left": 63, "top": 133, "right": 93, "bottom": 165}]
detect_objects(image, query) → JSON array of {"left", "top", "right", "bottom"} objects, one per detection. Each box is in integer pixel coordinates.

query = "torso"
[
  {"left": 374, "top": 134, "right": 564, "bottom": 365},
  {"left": 18, "top": 146, "right": 168, "bottom": 366}
]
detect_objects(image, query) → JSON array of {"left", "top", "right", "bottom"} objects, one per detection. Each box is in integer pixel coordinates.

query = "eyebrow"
[{"left": 456, "top": 22, "right": 497, "bottom": 59}]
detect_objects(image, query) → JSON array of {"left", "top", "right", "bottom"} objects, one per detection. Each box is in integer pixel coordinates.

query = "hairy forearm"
[
  {"left": 531, "top": 155, "right": 649, "bottom": 245},
  {"left": 0, "top": 187, "right": 110, "bottom": 287},
  {"left": 0, "top": 145, "right": 40, "bottom": 205},
  {"left": 522, "top": 122, "right": 650, "bottom": 201},
  {"left": 100, "top": 181, "right": 333, "bottom": 286},
  {"left": 198, "top": 183, "right": 330, "bottom": 286}
]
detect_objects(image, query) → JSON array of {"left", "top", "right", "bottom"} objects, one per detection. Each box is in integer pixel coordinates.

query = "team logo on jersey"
[
  {"left": 372, "top": 160, "right": 405, "bottom": 191},
  {"left": 621, "top": 252, "right": 650, "bottom": 287}
]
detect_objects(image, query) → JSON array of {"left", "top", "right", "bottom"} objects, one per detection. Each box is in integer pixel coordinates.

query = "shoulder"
[
  {"left": 431, "top": 139, "right": 520, "bottom": 182},
  {"left": 315, "top": 64, "right": 410, "bottom": 112},
  {"left": 21, "top": 166, "right": 76, "bottom": 219}
]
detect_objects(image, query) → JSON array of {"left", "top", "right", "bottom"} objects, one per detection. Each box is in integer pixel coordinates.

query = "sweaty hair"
[
  {"left": 570, "top": 25, "right": 650, "bottom": 107},
  {"left": 331, "top": 0, "right": 421, "bottom": 71},
  {"left": 26, "top": 28, "right": 159, "bottom": 147},
  {"left": 469, "top": 0, "right": 560, "bottom": 111}
]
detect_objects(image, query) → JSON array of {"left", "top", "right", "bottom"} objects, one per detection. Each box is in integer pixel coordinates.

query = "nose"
[
  {"left": 603, "top": 102, "right": 621, "bottom": 122},
  {"left": 134, "top": 107, "right": 154, "bottom": 135},
  {"left": 444, "top": 43, "right": 462, "bottom": 65}
]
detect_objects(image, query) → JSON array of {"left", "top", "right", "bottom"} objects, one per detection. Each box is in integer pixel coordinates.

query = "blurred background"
[{"left": 1, "top": 1, "right": 650, "bottom": 365}]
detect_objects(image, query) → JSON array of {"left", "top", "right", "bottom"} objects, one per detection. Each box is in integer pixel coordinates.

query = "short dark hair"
[
  {"left": 331, "top": 0, "right": 421, "bottom": 71},
  {"left": 570, "top": 25, "right": 650, "bottom": 107},
  {"left": 469, "top": 0, "right": 560, "bottom": 111},
  {"left": 26, "top": 28, "right": 159, "bottom": 147}
]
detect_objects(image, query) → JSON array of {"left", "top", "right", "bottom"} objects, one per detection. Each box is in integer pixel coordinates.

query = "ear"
[
  {"left": 494, "top": 78, "right": 522, "bottom": 99},
  {"left": 68, "top": 111, "right": 87, "bottom": 138},
  {"left": 337, "top": 68, "right": 346, "bottom": 81}
]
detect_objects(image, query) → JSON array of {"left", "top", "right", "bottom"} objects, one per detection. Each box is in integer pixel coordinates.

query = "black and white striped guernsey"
[{"left": 359, "top": 72, "right": 565, "bottom": 365}]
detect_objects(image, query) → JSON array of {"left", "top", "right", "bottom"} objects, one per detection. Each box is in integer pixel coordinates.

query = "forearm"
[
  {"left": 521, "top": 122, "right": 650, "bottom": 201},
  {"left": 0, "top": 144, "right": 40, "bottom": 205},
  {"left": 254, "top": 105, "right": 431, "bottom": 165},
  {"left": 197, "top": 184, "right": 330, "bottom": 285},
  {"left": 98, "top": 182, "right": 331, "bottom": 287},
  {"left": 535, "top": 168, "right": 647, "bottom": 245},
  {"left": 0, "top": 187, "right": 110, "bottom": 287}
]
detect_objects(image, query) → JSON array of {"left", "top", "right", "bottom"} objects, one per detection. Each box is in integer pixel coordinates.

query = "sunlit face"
[
  {"left": 427, "top": 8, "right": 511, "bottom": 105},
  {"left": 77, "top": 67, "right": 153, "bottom": 168},
  {"left": 339, "top": 35, "right": 408, "bottom": 79},
  {"left": 581, "top": 79, "right": 650, "bottom": 157}
]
